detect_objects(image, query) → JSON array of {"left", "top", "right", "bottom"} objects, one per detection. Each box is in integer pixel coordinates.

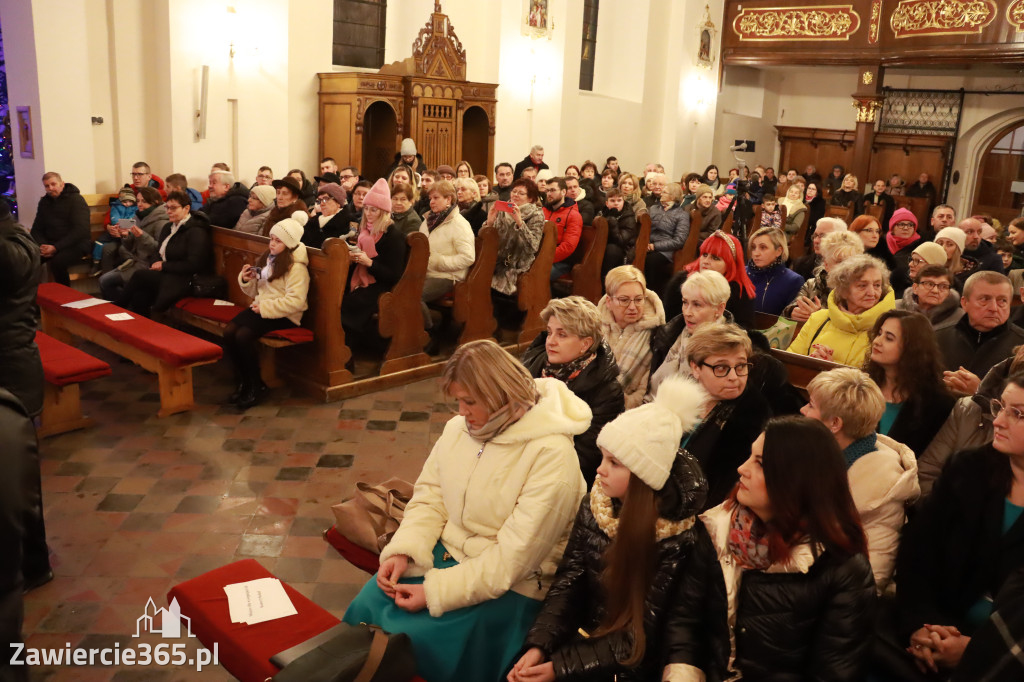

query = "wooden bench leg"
[
  {"left": 260, "top": 345, "right": 284, "bottom": 388},
  {"left": 38, "top": 383, "right": 95, "bottom": 438},
  {"left": 157, "top": 363, "right": 196, "bottom": 417}
]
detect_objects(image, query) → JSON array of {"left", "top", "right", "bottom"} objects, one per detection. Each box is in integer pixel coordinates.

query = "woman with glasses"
[
  {"left": 681, "top": 323, "right": 772, "bottom": 509},
  {"left": 895, "top": 263, "right": 963, "bottom": 332},
  {"left": 884, "top": 373, "right": 1024, "bottom": 679},
  {"left": 521, "top": 296, "right": 625, "bottom": 487},
  {"left": 788, "top": 254, "right": 896, "bottom": 366},
  {"left": 487, "top": 178, "right": 545, "bottom": 301},
  {"left": 343, "top": 340, "right": 590, "bottom": 682},
  {"left": 801, "top": 367, "right": 921, "bottom": 592},
  {"left": 300, "top": 184, "right": 348, "bottom": 249},
  {"left": 597, "top": 266, "right": 665, "bottom": 409},
  {"left": 884, "top": 208, "right": 923, "bottom": 296},
  {"left": 849, "top": 214, "right": 894, "bottom": 271}
]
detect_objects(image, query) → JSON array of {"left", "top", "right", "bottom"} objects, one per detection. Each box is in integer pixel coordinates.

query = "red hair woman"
[{"left": 663, "top": 230, "right": 756, "bottom": 328}]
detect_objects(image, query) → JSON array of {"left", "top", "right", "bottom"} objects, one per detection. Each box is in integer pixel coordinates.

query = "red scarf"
[{"left": 885, "top": 230, "right": 919, "bottom": 256}]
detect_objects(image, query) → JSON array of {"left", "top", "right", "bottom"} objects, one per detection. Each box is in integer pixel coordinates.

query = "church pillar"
[{"left": 850, "top": 65, "right": 883, "bottom": 189}]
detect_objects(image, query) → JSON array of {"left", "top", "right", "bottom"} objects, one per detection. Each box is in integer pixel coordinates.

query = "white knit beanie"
[
  {"left": 935, "top": 227, "right": 966, "bottom": 254},
  {"left": 596, "top": 377, "right": 707, "bottom": 490},
  {"left": 250, "top": 185, "right": 276, "bottom": 208},
  {"left": 400, "top": 138, "right": 417, "bottom": 156},
  {"left": 270, "top": 210, "right": 308, "bottom": 249}
]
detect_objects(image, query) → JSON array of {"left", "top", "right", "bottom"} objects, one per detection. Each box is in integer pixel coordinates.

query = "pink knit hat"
[
  {"left": 889, "top": 207, "right": 918, "bottom": 230},
  {"left": 362, "top": 178, "right": 392, "bottom": 213}
]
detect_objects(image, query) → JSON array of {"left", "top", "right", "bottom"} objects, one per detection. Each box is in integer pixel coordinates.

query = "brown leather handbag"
[
  {"left": 330, "top": 478, "right": 415, "bottom": 553},
  {"left": 269, "top": 622, "right": 416, "bottom": 682}
]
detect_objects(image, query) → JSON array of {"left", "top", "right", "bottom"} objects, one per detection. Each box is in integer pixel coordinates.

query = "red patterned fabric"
[
  {"left": 167, "top": 559, "right": 340, "bottom": 682},
  {"left": 175, "top": 297, "right": 243, "bottom": 323},
  {"left": 35, "top": 331, "right": 111, "bottom": 386},
  {"left": 37, "top": 283, "right": 222, "bottom": 366},
  {"left": 324, "top": 524, "right": 381, "bottom": 575}
]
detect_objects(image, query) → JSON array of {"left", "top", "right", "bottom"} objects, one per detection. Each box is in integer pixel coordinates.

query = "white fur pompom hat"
[
  {"left": 270, "top": 210, "right": 309, "bottom": 250},
  {"left": 596, "top": 377, "right": 707, "bottom": 490}
]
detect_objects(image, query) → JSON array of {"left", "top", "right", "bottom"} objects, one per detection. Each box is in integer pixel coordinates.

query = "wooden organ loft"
[{"left": 317, "top": 2, "right": 497, "bottom": 181}]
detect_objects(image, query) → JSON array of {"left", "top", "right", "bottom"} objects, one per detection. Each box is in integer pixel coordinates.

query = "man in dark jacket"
[
  {"left": 30, "top": 172, "right": 91, "bottom": 285},
  {"left": 0, "top": 199, "right": 51, "bottom": 598},
  {"left": 564, "top": 176, "right": 594, "bottom": 225},
  {"left": 959, "top": 218, "right": 1005, "bottom": 279},
  {"left": 936, "top": 272, "right": 1024, "bottom": 391},
  {"left": 202, "top": 170, "right": 249, "bottom": 227},
  {"left": 513, "top": 145, "right": 549, "bottom": 180},
  {"left": 0, "top": 386, "right": 32, "bottom": 682},
  {"left": 543, "top": 178, "right": 583, "bottom": 282}
]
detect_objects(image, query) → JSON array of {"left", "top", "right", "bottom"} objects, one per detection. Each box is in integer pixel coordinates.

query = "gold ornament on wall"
[
  {"left": 852, "top": 98, "right": 883, "bottom": 123},
  {"left": 869, "top": 0, "right": 882, "bottom": 43},
  {"left": 862, "top": 71, "right": 874, "bottom": 85},
  {"left": 1008, "top": 0, "right": 1024, "bottom": 31},
  {"left": 890, "top": 0, "right": 995, "bottom": 38},
  {"left": 732, "top": 5, "right": 861, "bottom": 41}
]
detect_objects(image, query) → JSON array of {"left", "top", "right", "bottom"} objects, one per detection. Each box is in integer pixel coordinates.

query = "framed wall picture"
[
  {"left": 696, "top": 6, "right": 717, "bottom": 69},
  {"left": 522, "top": 0, "right": 553, "bottom": 39},
  {"left": 16, "top": 107, "right": 33, "bottom": 159}
]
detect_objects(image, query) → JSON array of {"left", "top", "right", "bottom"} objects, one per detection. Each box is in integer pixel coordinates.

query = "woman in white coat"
[
  {"left": 418, "top": 180, "right": 475, "bottom": 349},
  {"left": 343, "top": 339, "right": 591, "bottom": 682}
]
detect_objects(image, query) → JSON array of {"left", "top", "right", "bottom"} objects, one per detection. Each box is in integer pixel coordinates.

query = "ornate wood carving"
[
  {"left": 732, "top": 5, "right": 862, "bottom": 41},
  {"left": 412, "top": 0, "right": 467, "bottom": 81},
  {"left": 1009, "top": 0, "right": 1024, "bottom": 31},
  {"left": 890, "top": 0, "right": 995, "bottom": 37},
  {"left": 869, "top": 0, "right": 882, "bottom": 42}
]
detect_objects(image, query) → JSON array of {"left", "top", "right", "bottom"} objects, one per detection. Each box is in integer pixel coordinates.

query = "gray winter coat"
[
  {"left": 894, "top": 287, "right": 964, "bottom": 331},
  {"left": 116, "top": 204, "right": 168, "bottom": 282}
]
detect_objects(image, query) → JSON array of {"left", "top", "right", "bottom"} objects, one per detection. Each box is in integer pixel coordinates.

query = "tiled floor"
[{"left": 23, "top": 343, "right": 448, "bottom": 681}]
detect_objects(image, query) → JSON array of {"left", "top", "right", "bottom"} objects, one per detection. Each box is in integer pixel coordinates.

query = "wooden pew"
[
  {"left": 788, "top": 207, "right": 810, "bottom": 260},
  {"left": 516, "top": 221, "right": 557, "bottom": 345},
  {"left": 450, "top": 225, "right": 499, "bottom": 345},
  {"left": 81, "top": 193, "right": 116, "bottom": 242},
  {"left": 632, "top": 212, "right": 651, "bottom": 271},
  {"left": 770, "top": 348, "right": 844, "bottom": 392},
  {"left": 570, "top": 217, "right": 608, "bottom": 304},
  {"left": 378, "top": 232, "right": 431, "bottom": 374},
  {"left": 894, "top": 195, "right": 930, "bottom": 231},
  {"left": 721, "top": 211, "right": 734, "bottom": 235},
  {"left": 673, "top": 208, "right": 703, "bottom": 272},
  {"left": 36, "top": 331, "right": 111, "bottom": 437},
  {"left": 825, "top": 202, "right": 854, "bottom": 224},
  {"left": 864, "top": 203, "right": 885, "bottom": 223}
]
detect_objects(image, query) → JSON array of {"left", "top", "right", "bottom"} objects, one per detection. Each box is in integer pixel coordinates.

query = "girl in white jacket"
[
  {"left": 343, "top": 339, "right": 591, "bottom": 682},
  {"left": 225, "top": 211, "right": 310, "bottom": 409}
]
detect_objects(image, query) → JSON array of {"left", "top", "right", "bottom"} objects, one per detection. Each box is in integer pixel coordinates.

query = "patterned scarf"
[
  {"left": 542, "top": 349, "right": 597, "bottom": 383},
  {"left": 727, "top": 503, "right": 772, "bottom": 570},
  {"left": 425, "top": 205, "right": 456, "bottom": 233},
  {"left": 466, "top": 393, "right": 538, "bottom": 443}
]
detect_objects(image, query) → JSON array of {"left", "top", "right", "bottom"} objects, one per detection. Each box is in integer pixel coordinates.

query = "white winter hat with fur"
[
  {"left": 270, "top": 210, "right": 309, "bottom": 249},
  {"left": 596, "top": 377, "right": 707, "bottom": 490}
]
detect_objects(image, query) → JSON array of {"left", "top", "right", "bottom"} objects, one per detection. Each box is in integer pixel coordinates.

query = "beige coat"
[
  {"left": 238, "top": 247, "right": 310, "bottom": 326},
  {"left": 847, "top": 434, "right": 920, "bottom": 593},
  {"left": 380, "top": 378, "right": 590, "bottom": 617},
  {"left": 420, "top": 209, "right": 475, "bottom": 282},
  {"left": 598, "top": 289, "right": 665, "bottom": 409}
]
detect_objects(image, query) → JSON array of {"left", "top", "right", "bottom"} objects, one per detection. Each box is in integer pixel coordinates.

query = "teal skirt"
[{"left": 343, "top": 542, "right": 541, "bottom": 682}]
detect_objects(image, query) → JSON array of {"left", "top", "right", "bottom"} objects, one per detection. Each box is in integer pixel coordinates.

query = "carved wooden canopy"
[{"left": 411, "top": 1, "right": 467, "bottom": 81}]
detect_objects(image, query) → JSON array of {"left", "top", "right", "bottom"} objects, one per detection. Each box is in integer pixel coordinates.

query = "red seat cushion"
[
  {"left": 324, "top": 525, "right": 381, "bottom": 575},
  {"left": 175, "top": 297, "right": 244, "bottom": 323},
  {"left": 265, "top": 327, "right": 314, "bottom": 343},
  {"left": 37, "top": 283, "right": 222, "bottom": 366},
  {"left": 168, "top": 559, "right": 340, "bottom": 682},
  {"left": 34, "top": 331, "right": 112, "bottom": 386}
]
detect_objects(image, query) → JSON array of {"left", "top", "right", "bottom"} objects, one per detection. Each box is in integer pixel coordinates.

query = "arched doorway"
[
  {"left": 972, "top": 119, "right": 1024, "bottom": 226},
  {"left": 461, "top": 106, "right": 489, "bottom": 180},
  {"left": 362, "top": 101, "right": 398, "bottom": 181}
]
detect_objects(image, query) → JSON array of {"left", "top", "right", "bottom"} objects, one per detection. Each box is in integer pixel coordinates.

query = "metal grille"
[{"left": 877, "top": 89, "right": 963, "bottom": 136}]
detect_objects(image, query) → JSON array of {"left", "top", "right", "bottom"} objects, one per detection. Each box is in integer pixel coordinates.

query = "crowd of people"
[{"left": 13, "top": 142, "right": 1024, "bottom": 680}]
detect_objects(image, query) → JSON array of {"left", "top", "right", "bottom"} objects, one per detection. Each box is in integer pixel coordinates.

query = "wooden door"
[
  {"left": 361, "top": 101, "right": 398, "bottom": 182},
  {"left": 416, "top": 98, "right": 457, "bottom": 169},
  {"left": 972, "top": 121, "right": 1024, "bottom": 226},
  {"left": 460, "top": 106, "right": 489, "bottom": 180}
]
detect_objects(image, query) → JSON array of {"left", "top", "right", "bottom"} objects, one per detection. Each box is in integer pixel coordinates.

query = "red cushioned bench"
[
  {"left": 168, "top": 559, "right": 427, "bottom": 682},
  {"left": 170, "top": 297, "right": 313, "bottom": 388},
  {"left": 37, "top": 283, "right": 223, "bottom": 417},
  {"left": 323, "top": 524, "right": 382, "bottom": 575},
  {"left": 35, "top": 330, "right": 111, "bottom": 437}
]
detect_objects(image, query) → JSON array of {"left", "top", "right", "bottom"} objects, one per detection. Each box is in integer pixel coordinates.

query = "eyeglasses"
[
  {"left": 917, "top": 281, "right": 951, "bottom": 292},
  {"left": 991, "top": 398, "right": 1024, "bottom": 424},
  {"left": 909, "top": 256, "right": 928, "bottom": 266},
  {"left": 316, "top": 197, "right": 329, "bottom": 205},
  {"left": 699, "top": 361, "right": 753, "bottom": 377},
  {"left": 894, "top": 221, "right": 916, "bottom": 230},
  {"left": 510, "top": 189, "right": 529, "bottom": 198},
  {"left": 339, "top": 174, "right": 354, "bottom": 180},
  {"left": 614, "top": 296, "right": 645, "bottom": 308},
  {"left": 860, "top": 228, "right": 881, "bottom": 235}
]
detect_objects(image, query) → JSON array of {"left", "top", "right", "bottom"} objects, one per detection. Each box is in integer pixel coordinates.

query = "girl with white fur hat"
[
  {"left": 226, "top": 210, "right": 311, "bottom": 408},
  {"left": 511, "top": 376, "right": 723, "bottom": 682}
]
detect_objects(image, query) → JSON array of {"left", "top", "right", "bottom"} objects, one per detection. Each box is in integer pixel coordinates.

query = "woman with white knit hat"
[
  {"left": 512, "top": 377, "right": 723, "bottom": 682},
  {"left": 935, "top": 226, "right": 966, "bottom": 284},
  {"left": 227, "top": 210, "right": 310, "bottom": 408}
]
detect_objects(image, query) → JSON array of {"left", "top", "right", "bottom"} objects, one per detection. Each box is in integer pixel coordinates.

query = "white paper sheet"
[
  {"left": 224, "top": 577, "right": 297, "bottom": 625},
  {"left": 105, "top": 313, "right": 134, "bottom": 321},
  {"left": 62, "top": 298, "right": 107, "bottom": 309},
  {"left": 213, "top": 299, "right": 235, "bottom": 306}
]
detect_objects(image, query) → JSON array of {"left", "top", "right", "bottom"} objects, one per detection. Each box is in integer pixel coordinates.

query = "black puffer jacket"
[
  {"left": 0, "top": 215, "right": 43, "bottom": 416},
  {"left": 0, "top": 387, "right": 31, "bottom": 682},
  {"left": 201, "top": 182, "right": 249, "bottom": 228},
  {"left": 522, "top": 335, "right": 625, "bottom": 487},
  {"left": 598, "top": 202, "right": 637, "bottom": 262},
  {"left": 30, "top": 182, "right": 90, "bottom": 254},
  {"left": 156, "top": 211, "right": 213, "bottom": 277},
  {"left": 524, "top": 454, "right": 729, "bottom": 681}
]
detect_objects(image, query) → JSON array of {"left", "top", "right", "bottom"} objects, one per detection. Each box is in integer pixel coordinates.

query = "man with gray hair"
[
  {"left": 935, "top": 271, "right": 1024, "bottom": 394},
  {"left": 202, "top": 169, "right": 249, "bottom": 227},
  {"left": 513, "top": 144, "right": 548, "bottom": 180}
]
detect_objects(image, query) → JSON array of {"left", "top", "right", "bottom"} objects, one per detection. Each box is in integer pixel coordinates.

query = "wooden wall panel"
[{"left": 322, "top": 103, "right": 353, "bottom": 167}]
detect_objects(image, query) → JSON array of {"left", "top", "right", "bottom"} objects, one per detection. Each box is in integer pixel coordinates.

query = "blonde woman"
[
  {"left": 830, "top": 173, "right": 862, "bottom": 208},
  {"left": 453, "top": 177, "right": 486, "bottom": 233},
  {"left": 616, "top": 172, "right": 648, "bottom": 219},
  {"left": 340, "top": 178, "right": 407, "bottom": 348},
  {"left": 597, "top": 266, "right": 666, "bottom": 408},
  {"left": 779, "top": 183, "right": 807, "bottom": 238},
  {"left": 746, "top": 226, "right": 804, "bottom": 315},
  {"left": 343, "top": 339, "right": 590, "bottom": 682}
]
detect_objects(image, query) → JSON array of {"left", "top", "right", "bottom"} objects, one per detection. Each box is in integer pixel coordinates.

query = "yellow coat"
[{"left": 787, "top": 288, "right": 895, "bottom": 366}]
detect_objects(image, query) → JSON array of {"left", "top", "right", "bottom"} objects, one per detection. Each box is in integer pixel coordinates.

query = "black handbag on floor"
[
  {"left": 189, "top": 273, "right": 227, "bottom": 299},
  {"left": 270, "top": 622, "right": 416, "bottom": 682}
]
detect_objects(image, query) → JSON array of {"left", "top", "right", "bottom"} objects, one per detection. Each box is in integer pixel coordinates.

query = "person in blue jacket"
[{"left": 746, "top": 226, "right": 804, "bottom": 317}]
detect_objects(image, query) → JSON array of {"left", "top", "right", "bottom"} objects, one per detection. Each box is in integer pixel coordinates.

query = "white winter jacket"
[
  {"left": 238, "top": 246, "right": 310, "bottom": 326},
  {"left": 847, "top": 433, "right": 920, "bottom": 593},
  {"left": 380, "top": 378, "right": 591, "bottom": 617},
  {"left": 419, "top": 209, "right": 475, "bottom": 282}
]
